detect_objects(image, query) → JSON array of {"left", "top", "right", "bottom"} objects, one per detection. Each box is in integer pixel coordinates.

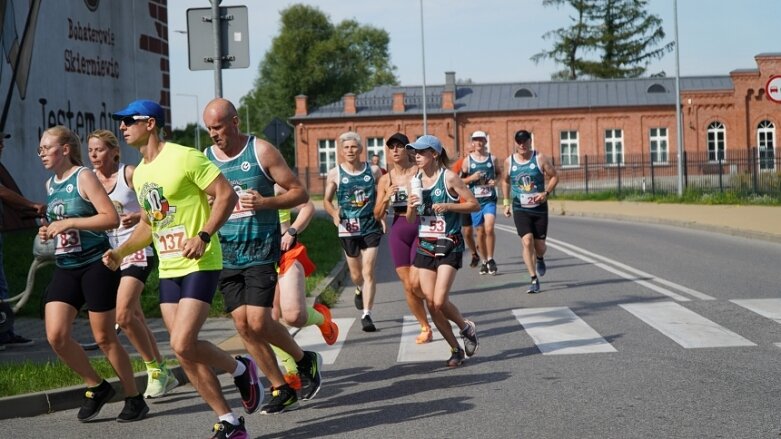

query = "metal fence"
[{"left": 554, "top": 147, "right": 781, "bottom": 198}]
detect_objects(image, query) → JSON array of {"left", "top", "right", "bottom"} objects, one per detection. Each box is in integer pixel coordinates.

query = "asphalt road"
[{"left": 4, "top": 213, "right": 781, "bottom": 438}]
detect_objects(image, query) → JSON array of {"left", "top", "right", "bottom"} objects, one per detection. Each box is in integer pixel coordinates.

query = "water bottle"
[{"left": 410, "top": 176, "right": 423, "bottom": 207}]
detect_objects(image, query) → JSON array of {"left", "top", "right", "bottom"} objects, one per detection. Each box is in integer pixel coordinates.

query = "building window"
[
  {"left": 318, "top": 139, "right": 337, "bottom": 175},
  {"left": 707, "top": 121, "right": 726, "bottom": 162},
  {"left": 559, "top": 130, "right": 579, "bottom": 167},
  {"left": 367, "top": 137, "right": 385, "bottom": 167},
  {"left": 649, "top": 127, "right": 669, "bottom": 164},
  {"left": 757, "top": 120, "right": 775, "bottom": 170},
  {"left": 604, "top": 129, "right": 623, "bottom": 165}
]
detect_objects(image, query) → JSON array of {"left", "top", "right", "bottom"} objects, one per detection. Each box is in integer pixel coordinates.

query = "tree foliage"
[
  {"left": 532, "top": 0, "right": 673, "bottom": 79},
  {"left": 241, "top": 4, "right": 398, "bottom": 162}
]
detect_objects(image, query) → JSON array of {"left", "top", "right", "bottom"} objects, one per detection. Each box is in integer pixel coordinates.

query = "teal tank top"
[
  {"left": 205, "top": 136, "right": 280, "bottom": 268},
  {"left": 336, "top": 162, "right": 380, "bottom": 236},
  {"left": 466, "top": 153, "right": 497, "bottom": 205},
  {"left": 46, "top": 167, "right": 111, "bottom": 268},
  {"left": 509, "top": 151, "right": 547, "bottom": 213},
  {"left": 416, "top": 168, "right": 464, "bottom": 256}
]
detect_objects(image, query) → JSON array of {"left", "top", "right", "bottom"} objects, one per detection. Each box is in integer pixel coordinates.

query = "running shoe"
[
  {"left": 77, "top": 380, "right": 116, "bottom": 422},
  {"left": 0, "top": 333, "right": 34, "bottom": 347},
  {"left": 361, "top": 314, "right": 376, "bottom": 332},
  {"left": 527, "top": 277, "right": 541, "bottom": 294},
  {"left": 486, "top": 259, "right": 498, "bottom": 275},
  {"left": 211, "top": 417, "right": 249, "bottom": 439},
  {"left": 233, "top": 355, "right": 263, "bottom": 414},
  {"left": 460, "top": 320, "right": 479, "bottom": 357},
  {"left": 479, "top": 262, "right": 489, "bottom": 275},
  {"left": 116, "top": 394, "right": 149, "bottom": 423},
  {"left": 416, "top": 326, "right": 433, "bottom": 344},
  {"left": 354, "top": 287, "right": 363, "bottom": 310},
  {"left": 260, "top": 384, "right": 300, "bottom": 414},
  {"left": 297, "top": 351, "right": 323, "bottom": 400},
  {"left": 283, "top": 373, "right": 302, "bottom": 391},
  {"left": 446, "top": 347, "right": 465, "bottom": 367},
  {"left": 536, "top": 257, "right": 546, "bottom": 277},
  {"left": 144, "top": 366, "right": 179, "bottom": 399},
  {"left": 313, "top": 303, "right": 339, "bottom": 345},
  {"left": 469, "top": 253, "right": 480, "bottom": 268}
]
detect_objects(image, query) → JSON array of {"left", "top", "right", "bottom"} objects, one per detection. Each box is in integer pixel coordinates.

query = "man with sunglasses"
[{"left": 103, "top": 99, "right": 256, "bottom": 439}]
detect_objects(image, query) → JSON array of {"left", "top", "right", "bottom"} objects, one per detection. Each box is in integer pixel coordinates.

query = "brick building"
[{"left": 290, "top": 53, "right": 780, "bottom": 195}]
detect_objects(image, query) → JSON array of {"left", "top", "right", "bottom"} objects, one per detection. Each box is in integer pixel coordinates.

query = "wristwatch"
[
  {"left": 286, "top": 227, "right": 298, "bottom": 237},
  {"left": 197, "top": 231, "right": 211, "bottom": 244}
]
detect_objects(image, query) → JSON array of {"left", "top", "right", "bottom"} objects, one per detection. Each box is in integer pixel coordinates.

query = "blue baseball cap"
[
  {"left": 112, "top": 99, "right": 165, "bottom": 126},
  {"left": 406, "top": 135, "right": 443, "bottom": 154}
]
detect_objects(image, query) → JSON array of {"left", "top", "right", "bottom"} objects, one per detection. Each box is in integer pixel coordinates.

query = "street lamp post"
[
  {"left": 176, "top": 93, "right": 201, "bottom": 150},
  {"left": 674, "top": 0, "right": 684, "bottom": 196}
]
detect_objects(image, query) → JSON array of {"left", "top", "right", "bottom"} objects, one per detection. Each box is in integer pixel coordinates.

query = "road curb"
[{"left": 0, "top": 259, "right": 348, "bottom": 420}]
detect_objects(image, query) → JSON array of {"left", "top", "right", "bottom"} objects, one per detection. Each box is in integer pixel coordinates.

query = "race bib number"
[
  {"left": 120, "top": 249, "right": 148, "bottom": 270},
  {"left": 155, "top": 225, "right": 187, "bottom": 259},
  {"left": 54, "top": 229, "right": 82, "bottom": 255},
  {"left": 418, "top": 215, "right": 446, "bottom": 238},
  {"left": 229, "top": 194, "right": 254, "bottom": 220},
  {"left": 338, "top": 218, "right": 362, "bottom": 237},
  {"left": 519, "top": 192, "right": 540, "bottom": 208},
  {"left": 474, "top": 185, "right": 493, "bottom": 198}
]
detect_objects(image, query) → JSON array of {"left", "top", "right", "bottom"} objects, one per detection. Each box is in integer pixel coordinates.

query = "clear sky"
[{"left": 168, "top": 0, "right": 780, "bottom": 129}]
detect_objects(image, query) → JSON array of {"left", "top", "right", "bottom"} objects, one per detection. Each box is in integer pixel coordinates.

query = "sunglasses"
[
  {"left": 119, "top": 115, "right": 151, "bottom": 126},
  {"left": 388, "top": 143, "right": 406, "bottom": 150}
]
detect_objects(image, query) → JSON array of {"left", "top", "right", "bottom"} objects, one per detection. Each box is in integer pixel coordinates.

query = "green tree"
[
  {"left": 533, "top": 0, "right": 673, "bottom": 79},
  {"left": 168, "top": 123, "right": 209, "bottom": 151},
  {"left": 242, "top": 4, "right": 398, "bottom": 162}
]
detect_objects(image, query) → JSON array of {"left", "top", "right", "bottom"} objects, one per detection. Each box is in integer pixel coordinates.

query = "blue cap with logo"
[
  {"left": 406, "top": 134, "right": 443, "bottom": 154},
  {"left": 112, "top": 99, "right": 165, "bottom": 126}
]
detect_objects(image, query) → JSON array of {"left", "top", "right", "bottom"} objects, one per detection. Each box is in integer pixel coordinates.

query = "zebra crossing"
[{"left": 291, "top": 299, "right": 781, "bottom": 363}]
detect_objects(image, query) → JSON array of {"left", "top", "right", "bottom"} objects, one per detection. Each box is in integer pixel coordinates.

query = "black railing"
[{"left": 554, "top": 147, "right": 781, "bottom": 197}]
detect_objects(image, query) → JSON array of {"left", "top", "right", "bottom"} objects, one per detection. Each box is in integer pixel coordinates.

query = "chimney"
[
  {"left": 442, "top": 71, "right": 456, "bottom": 110},
  {"left": 344, "top": 93, "right": 356, "bottom": 114},
  {"left": 393, "top": 91, "right": 405, "bottom": 113},
  {"left": 295, "top": 95, "right": 308, "bottom": 116}
]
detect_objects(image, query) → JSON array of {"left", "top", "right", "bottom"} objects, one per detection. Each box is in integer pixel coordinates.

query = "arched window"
[
  {"left": 647, "top": 83, "right": 666, "bottom": 93},
  {"left": 757, "top": 120, "right": 776, "bottom": 170},
  {"left": 707, "top": 121, "right": 726, "bottom": 162},
  {"left": 514, "top": 88, "right": 535, "bottom": 98}
]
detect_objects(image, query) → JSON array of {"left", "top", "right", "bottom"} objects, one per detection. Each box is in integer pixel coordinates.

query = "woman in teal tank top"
[
  {"left": 38, "top": 126, "right": 148, "bottom": 422},
  {"left": 404, "top": 134, "right": 481, "bottom": 368}
]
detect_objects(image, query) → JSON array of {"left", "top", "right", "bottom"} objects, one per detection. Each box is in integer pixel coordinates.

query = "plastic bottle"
[{"left": 410, "top": 176, "right": 423, "bottom": 206}]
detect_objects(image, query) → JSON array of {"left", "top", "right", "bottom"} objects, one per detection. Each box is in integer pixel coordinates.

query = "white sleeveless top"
[{"left": 108, "top": 163, "right": 153, "bottom": 256}]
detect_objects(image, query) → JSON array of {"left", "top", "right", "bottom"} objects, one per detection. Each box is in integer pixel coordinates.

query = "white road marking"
[
  {"left": 512, "top": 307, "right": 617, "bottom": 355},
  {"left": 397, "top": 316, "right": 461, "bottom": 363},
  {"left": 619, "top": 302, "right": 755, "bottom": 348},
  {"left": 291, "top": 318, "right": 354, "bottom": 364},
  {"left": 731, "top": 299, "right": 781, "bottom": 324}
]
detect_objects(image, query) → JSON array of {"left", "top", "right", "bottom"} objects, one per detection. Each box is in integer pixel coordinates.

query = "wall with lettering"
[{"left": 0, "top": 0, "right": 170, "bottom": 202}]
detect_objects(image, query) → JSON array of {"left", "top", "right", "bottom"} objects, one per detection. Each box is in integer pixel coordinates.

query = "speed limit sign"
[{"left": 767, "top": 75, "right": 781, "bottom": 104}]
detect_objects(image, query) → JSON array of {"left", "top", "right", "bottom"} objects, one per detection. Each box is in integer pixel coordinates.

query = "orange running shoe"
[
  {"left": 416, "top": 327, "right": 433, "bottom": 344},
  {"left": 313, "top": 303, "right": 339, "bottom": 345}
]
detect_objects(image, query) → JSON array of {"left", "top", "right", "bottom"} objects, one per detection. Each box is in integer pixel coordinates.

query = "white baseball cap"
[{"left": 471, "top": 130, "right": 487, "bottom": 139}]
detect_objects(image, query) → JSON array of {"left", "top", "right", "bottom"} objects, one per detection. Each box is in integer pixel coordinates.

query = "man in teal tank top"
[
  {"left": 501, "top": 130, "right": 559, "bottom": 294},
  {"left": 203, "top": 98, "right": 323, "bottom": 414},
  {"left": 323, "top": 131, "right": 384, "bottom": 332}
]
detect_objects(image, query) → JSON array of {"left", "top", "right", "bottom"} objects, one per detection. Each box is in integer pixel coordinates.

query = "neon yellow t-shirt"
[
  {"left": 133, "top": 142, "right": 223, "bottom": 278},
  {"left": 279, "top": 208, "right": 291, "bottom": 224}
]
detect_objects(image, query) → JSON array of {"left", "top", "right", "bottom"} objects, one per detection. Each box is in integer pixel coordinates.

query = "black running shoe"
[
  {"left": 297, "top": 351, "right": 323, "bottom": 401},
  {"left": 77, "top": 380, "right": 116, "bottom": 422},
  {"left": 361, "top": 314, "right": 376, "bottom": 332},
  {"left": 210, "top": 417, "right": 248, "bottom": 439},
  {"left": 469, "top": 253, "right": 480, "bottom": 268},
  {"left": 486, "top": 259, "right": 497, "bottom": 275},
  {"left": 479, "top": 262, "right": 488, "bottom": 275},
  {"left": 116, "top": 394, "right": 149, "bottom": 423},
  {"left": 460, "top": 320, "right": 479, "bottom": 357},
  {"left": 233, "top": 355, "right": 263, "bottom": 414},
  {"left": 536, "top": 257, "right": 546, "bottom": 277},
  {"left": 260, "top": 384, "right": 299, "bottom": 414},
  {"left": 446, "top": 347, "right": 465, "bottom": 367},
  {"left": 354, "top": 288, "right": 363, "bottom": 310},
  {"left": 527, "top": 277, "right": 541, "bottom": 294},
  {"left": 0, "top": 333, "right": 34, "bottom": 348}
]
